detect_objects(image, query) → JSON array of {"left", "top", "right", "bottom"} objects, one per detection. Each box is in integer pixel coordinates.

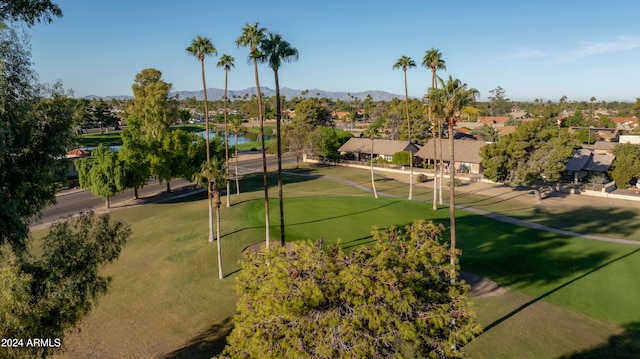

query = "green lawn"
[
  {"left": 74, "top": 131, "right": 123, "bottom": 147},
  {"left": 45, "top": 165, "right": 640, "bottom": 358}
]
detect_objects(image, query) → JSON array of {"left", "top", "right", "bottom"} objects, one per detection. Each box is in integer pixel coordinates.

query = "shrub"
[{"left": 223, "top": 220, "right": 481, "bottom": 358}]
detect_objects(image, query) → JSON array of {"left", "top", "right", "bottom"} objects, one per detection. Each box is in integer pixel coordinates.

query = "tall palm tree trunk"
[
  {"left": 448, "top": 118, "right": 457, "bottom": 283},
  {"left": 208, "top": 195, "right": 214, "bottom": 242},
  {"left": 432, "top": 125, "right": 438, "bottom": 210},
  {"left": 439, "top": 134, "right": 444, "bottom": 205},
  {"left": 403, "top": 69, "right": 413, "bottom": 201},
  {"left": 370, "top": 139, "right": 378, "bottom": 199},
  {"left": 223, "top": 69, "right": 230, "bottom": 208},
  {"left": 274, "top": 70, "right": 285, "bottom": 247},
  {"left": 235, "top": 132, "right": 240, "bottom": 196},
  {"left": 215, "top": 201, "right": 223, "bottom": 279},
  {"left": 199, "top": 57, "right": 215, "bottom": 243},
  {"left": 253, "top": 58, "right": 270, "bottom": 248}
]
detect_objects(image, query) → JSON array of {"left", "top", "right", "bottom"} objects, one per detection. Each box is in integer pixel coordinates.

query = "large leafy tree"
[
  {"left": 609, "top": 143, "right": 640, "bottom": 188},
  {"left": 427, "top": 76, "right": 478, "bottom": 283},
  {"left": 633, "top": 97, "right": 640, "bottom": 119},
  {"left": 75, "top": 145, "right": 126, "bottom": 208},
  {"left": 393, "top": 55, "right": 417, "bottom": 200},
  {"left": 223, "top": 220, "right": 480, "bottom": 358},
  {"left": 293, "top": 98, "right": 332, "bottom": 127},
  {"left": 83, "top": 98, "right": 120, "bottom": 132},
  {"left": 481, "top": 119, "right": 579, "bottom": 199},
  {"left": 1, "top": 7, "right": 131, "bottom": 357},
  {"left": 217, "top": 54, "right": 235, "bottom": 208},
  {"left": 283, "top": 120, "right": 312, "bottom": 169},
  {"left": 127, "top": 68, "right": 178, "bottom": 192},
  {"left": 236, "top": 22, "right": 271, "bottom": 247},
  {"left": 311, "top": 126, "right": 342, "bottom": 162},
  {"left": 118, "top": 128, "right": 151, "bottom": 199},
  {"left": 422, "top": 48, "right": 446, "bottom": 209},
  {"left": 487, "top": 85, "right": 511, "bottom": 116},
  {"left": 127, "top": 68, "right": 176, "bottom": 141},
  {"left": 0, "top": 23, "right": 72, "bottom": 252},
  {"left": 154, "top": 129, "right": 209, "bottom": 193},
  {"left": 259, "top": 32, "right": 299, "bottom": 246},
  {"left": 0, "top": 0, "right": 62, "bottom": 25},
  {"left": 1, "top": 212, "right": 130, "bottom": 359}
]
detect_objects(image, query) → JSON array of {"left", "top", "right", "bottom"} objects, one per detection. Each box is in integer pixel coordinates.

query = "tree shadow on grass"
[
  {"left": 226, "top": 169, "right": 318, "bottom": 196},
  {"left": 559, "top": 324, "right": 640, "bottom": 359},
  {"left": 520, "top": 205, "right": 640, "bottom": 239},
  {"left": 479, "top": 247, "right": 640, "bottom": 335},
  {"left": 458, "top": 208, "right": 640, "bottom": 290},
  {"left": 455, "top": 185, "right": 535, "bottom": 207},
  {"left": 162, "top": 317, "right": 233, "bottom": 359},
  {"left": 285, "top": 200, "right": 399, "bottom": 228},
  {"left": 161, "top": 169, "right": 319, "bottom": 206}
]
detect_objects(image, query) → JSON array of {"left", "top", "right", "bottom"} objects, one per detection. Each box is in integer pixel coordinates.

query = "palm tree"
[
  {"left": 363, "top": 125, "right": 380, "bottom": 199},
  {"left": 423, "top": 48, "right": 446, "bottom": 209},
  {"left": 228, "top": 116, "right": 246, "bottom": 196},
  {"left": 259, "top": 32, "right": 299, "bottom": 247},
  {"left": 193, "top": 158, "right": 226, "bottom": 279},
  {"left": 427, "top": 76, "right": 479, "bottom": 283},
  {"left": 217, "top": 54, "right": 235, "bottom": 208},
  {"left": 236, "top": 22, "right": 271, "bottom": 248},
  {"left": 186, "top": 36, "right": 218, "bottom": 243},
  {"left": 393, "top": 55, "right": 416, "bottom": 200}
]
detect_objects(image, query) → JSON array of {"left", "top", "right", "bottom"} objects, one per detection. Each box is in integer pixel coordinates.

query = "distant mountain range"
[{"left": 88, "top": 87, "right": 405, "bottom": 102}]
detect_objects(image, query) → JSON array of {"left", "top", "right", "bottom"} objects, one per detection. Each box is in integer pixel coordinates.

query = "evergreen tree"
[
  {"left": 223, "top": 220, "right": 481, "bottom": 358},
  {"left": 609, "top": 143, "right": 640, "bottom": 188}
]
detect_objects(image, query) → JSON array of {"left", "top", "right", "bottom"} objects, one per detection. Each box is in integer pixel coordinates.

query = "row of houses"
[
  {"left": 337, "top": 137, "right": 622, "bottom": 183},
  {"left": 338, "top": 138, "right": 486, "bottom": 175}
]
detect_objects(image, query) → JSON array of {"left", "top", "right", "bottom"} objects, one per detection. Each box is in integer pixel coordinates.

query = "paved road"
[
  {"left": 32, "top": 178, "right": 195, "bottom": 228},
  {"left": 231, "top": 152, "right": 296, "bottom": 176},
  {"left": 32, "top": 152, "right": 297, "bottom": 228}
]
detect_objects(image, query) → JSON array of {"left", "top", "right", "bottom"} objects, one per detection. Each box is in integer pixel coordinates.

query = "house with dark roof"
[
  {"left": 563, "top": 148, "right": 615, "bottom": 183},
  {"left": 338, "top": 138, "right": 420, "bottom": 162},
  {"left": 415, "top": 139, "right": 486, "bottom": 174}
]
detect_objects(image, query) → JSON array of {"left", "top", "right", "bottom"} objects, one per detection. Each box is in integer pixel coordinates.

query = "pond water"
[
  {"left": 196, "top": 131, "right": 273, "bottom": 145},
  {"left": 80, "top": 131, "right": 272, "bottom": 152}
]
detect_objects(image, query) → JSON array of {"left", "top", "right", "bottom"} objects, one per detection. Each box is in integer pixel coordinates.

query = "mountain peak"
[{"left": 170, "top": 87, "right": 404, "bottom": 102}]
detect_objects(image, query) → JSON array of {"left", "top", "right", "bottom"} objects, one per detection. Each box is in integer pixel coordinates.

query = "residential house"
[
  {"left": 564, "top": 148, "right": 615, "bottom": 183},
  {"left": 583, "top": 141, "right": 617, "bottom": 155},
  {"left": 611, "top": 117, "right": 638, "bottom": 132},
  {"left": 415, "top": 139, "right": 486, "bottom": 174},
  {"left": 338, "top": 138, "right": 420, "bottom": 162},
  {"left": 568, "top": 127, "right": 620, "bottom": 142},
  {"left": 509, "top": 109, "right": 532, "bottom": 119},
  {"left": 66, "top": 148, "right": 90, "bottom": 177}
]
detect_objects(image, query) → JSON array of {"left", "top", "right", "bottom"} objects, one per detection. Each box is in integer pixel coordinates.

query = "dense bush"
[{"left": 223, "top": 220, "right": 480, "bottom": 358}]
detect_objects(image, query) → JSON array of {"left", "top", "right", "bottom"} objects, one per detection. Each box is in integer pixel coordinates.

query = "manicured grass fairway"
[{"left": 47, "top": 166, "right": 640, "bottom": 358}]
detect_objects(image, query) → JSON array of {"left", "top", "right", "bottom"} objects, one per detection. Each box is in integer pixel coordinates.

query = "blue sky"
[{"left": 28, "top": 0, "right": 640, "bottom": 102}]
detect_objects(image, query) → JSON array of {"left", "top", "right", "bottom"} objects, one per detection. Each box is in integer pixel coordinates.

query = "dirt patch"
[{"left": 460, "top": 271, "right": 505, "bottom": 297}]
